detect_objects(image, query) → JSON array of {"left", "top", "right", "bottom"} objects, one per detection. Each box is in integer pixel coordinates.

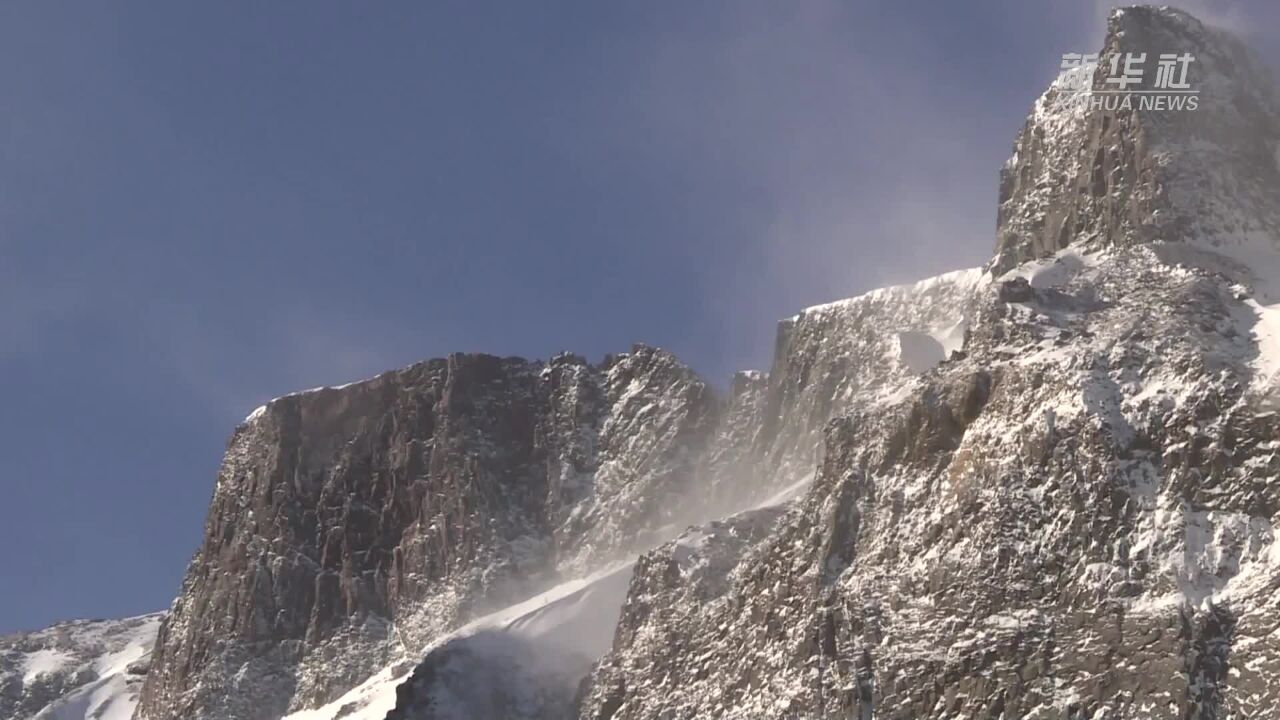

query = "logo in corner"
[{"left": 1054, "top": 52, "right": 1199, "bottom": 111}]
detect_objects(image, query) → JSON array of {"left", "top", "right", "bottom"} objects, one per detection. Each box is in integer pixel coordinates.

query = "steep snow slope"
[
  {"left": 383, "top": 563, "right": 633, "bottom": 720},
  {"left": 278, "top": 563, "right": 633, "bottom": 720},
  {"left": 0, "top": 614, "right": 161, "bottom": 720}
]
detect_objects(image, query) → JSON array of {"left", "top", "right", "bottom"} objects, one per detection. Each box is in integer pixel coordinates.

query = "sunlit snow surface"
[
  {"left": 1204, "top": 240, "right": 1280, "bottom": 404},
  {"left": 0, "top": 613, "right": 162, "bottom": 720},
  {"left": 994, "top": 243, "right": 1280, "bottom": 608},
  {"left": 282, "top": 563, "right": 635, "bottom": 720}
]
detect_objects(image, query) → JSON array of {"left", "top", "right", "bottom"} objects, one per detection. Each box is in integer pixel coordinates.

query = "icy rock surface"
[
  {"left": 577, "top": 9, "right": 1280, "bottom": 720},
  {"left": 132, "top": 346, "right": 723, "bottom": 720},
  {"left": 579, "top": 243, "right": 1280, "bottom": 718},
  {"left": 129, "top": 252, "right": 982, "bottom": 719},
  {"left": 0, "top": 613, "right": 161, "bottom": 720},
  {"left": 993, "top": 6, "right": 1280, "bottom": 274},
  {"left": 299, "top": 259, "right": 985, "bottom": 720},
  {"left": 745, "top": 267, "right": 988, "bottom": 499}
]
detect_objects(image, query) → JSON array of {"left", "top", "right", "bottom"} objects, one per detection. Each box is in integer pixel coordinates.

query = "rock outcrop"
[
  {"left": 993, "top": 6, "right": 1280, "bottom": 273},
  {"left": 134, "top": 347, "right": 720, "bottom": 720}
]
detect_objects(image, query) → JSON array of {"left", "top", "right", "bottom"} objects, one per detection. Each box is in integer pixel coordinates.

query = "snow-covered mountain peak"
[
  {"left": 574, "top": 11, "right": 1280, "bottom": 718},
  {"left": 994, "top": 5, "right": 1280, "bottom": 274}
]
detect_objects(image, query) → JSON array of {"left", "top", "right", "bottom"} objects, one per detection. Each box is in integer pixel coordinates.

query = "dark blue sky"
[{"left": 2, "top": 1, "right": 1277, "bottom": 632}]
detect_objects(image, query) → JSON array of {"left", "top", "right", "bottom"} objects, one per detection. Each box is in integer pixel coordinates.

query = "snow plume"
[
  {"left": 390, "top": 632, "right": 583, "bottom": 720},
  {"left": 383, "top": 481, "right": 811, "bottom": 718},
  {"left": 287, "top": 564, "right": 635, "bottom": 720}
]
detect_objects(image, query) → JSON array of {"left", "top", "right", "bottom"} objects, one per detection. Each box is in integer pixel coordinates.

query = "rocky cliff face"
[
  {"left": 581, "top": 244, "right": 1280, "bottom": 718},
  {"left": 750, "top": 268, "right": 986, "bottom": 492},
  {"left": 131, "top": 224, "right": 984, "bottom": 720},
  {"left": 993, "top": 7, "right": 1280, "bottom": 274},
  {"left": 578, "top": 7, "right": 1280, "bottom": 719},
  {"left": 371, "top": 264, "right": 987, "bottom": 720},
  {"left": 134, "top": 347, "right": 721, "bottom": 720},
  {"left": 689, "top": 263, "right": 986, "bottom": 522},
  {"left": 128, "top": 268, "right": 984, "bottom": 720}
]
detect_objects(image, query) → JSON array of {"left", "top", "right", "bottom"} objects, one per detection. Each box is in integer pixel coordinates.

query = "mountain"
[
  {"left": 133, "top": 347, "right": 723, "bottom": 720},
  {"left": 124, "top": 231, "right": 978, "bottom": 719},
  {"left": 993, "top": 7, "right": 1280, "bottom": 274},
  {"left": 0, "top": 614, "right": 161, "bottom": 720},
  {"left": 578, "top": 7, "right": 1280, "bottom": 718},
  {"left": 11, "top": 5, "right": 1280, "bottom": 720}
]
